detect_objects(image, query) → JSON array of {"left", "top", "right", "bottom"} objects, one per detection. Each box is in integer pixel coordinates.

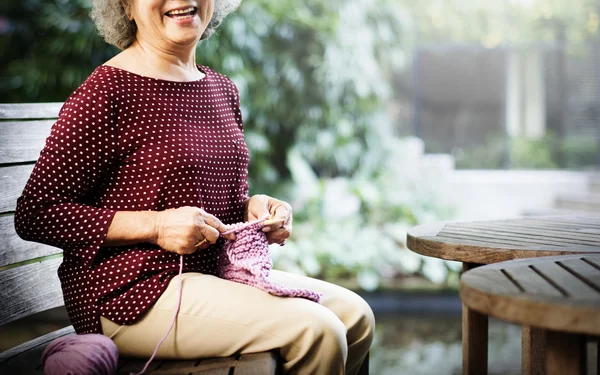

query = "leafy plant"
[
  {"left": 272, "top": 136, "right": 458, "bottom": 291},
  {"left": 198, "top": 0, "right": 407, "bottom": 193},
  {"left": 1, "top": 0, "right": 459, "bottom": 289},
  {"left": 454, "top": 133, "right": 594, "bottom": 170},
  {"left": 562, "top": 136, "right": 599, "bottom": 169},
  {"left": 0, "top": 0, "right": 118, "bottom": 102},
  {"left": 512, "top": 136, "right": 558, "bottom": 169}
]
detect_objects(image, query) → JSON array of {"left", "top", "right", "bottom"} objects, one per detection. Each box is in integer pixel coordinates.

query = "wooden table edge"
[
  {"left": 407, "top": 223, "right": 597, "bottom": 264},
  {"left": 459, "top": 281, "right": 600, "bottom": 336}
]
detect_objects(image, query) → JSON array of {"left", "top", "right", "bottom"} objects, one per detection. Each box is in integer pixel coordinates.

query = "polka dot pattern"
[{"left": 14, "top": 65, "right": 250, "bottom": 334}]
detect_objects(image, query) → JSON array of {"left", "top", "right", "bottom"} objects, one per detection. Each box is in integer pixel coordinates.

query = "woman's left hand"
[{"left": 245, "top": 194, "right": 292, "bottom": 245}]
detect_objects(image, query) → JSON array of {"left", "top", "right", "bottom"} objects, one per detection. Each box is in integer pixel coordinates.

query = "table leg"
[
  {"left": 462, "top": 263, "right": 488, "bottom": 375},
  {"left": 545, "top": 330, "right": 585, "bottom": 375},
  {"left": 522, "top": 326, "right": 546, "bottom": 375}
]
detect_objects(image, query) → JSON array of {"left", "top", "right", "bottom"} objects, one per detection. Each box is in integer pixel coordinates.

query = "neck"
[{"left": 129, "top": 38, "right": 203, "bottom": 81}]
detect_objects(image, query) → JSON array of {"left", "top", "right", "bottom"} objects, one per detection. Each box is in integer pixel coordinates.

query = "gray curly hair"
[{"left": 91, "top": 0, "right": 241, "bottom": 50}]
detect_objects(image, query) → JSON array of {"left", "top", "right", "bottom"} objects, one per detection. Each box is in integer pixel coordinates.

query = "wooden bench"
[{"left": 0, "top": 103, "right": 284, "bottom": 374}]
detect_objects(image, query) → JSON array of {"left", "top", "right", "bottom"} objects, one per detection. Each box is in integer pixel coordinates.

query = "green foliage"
[
  {"left": 197, "top": 0, "right": 455, "bottom": 290},
  {"left": 453, "top": 136, "right": 507, "bottom": 170},
  {"left": 272, "top": 137, "right": 457, "bottom": 291},
  {"left": 198, "top": 0, "right": 407, "bottom": 193},
  {"left": 512, "top": 136, "right": 558, "bottom": 169},
  {"left": 1, "top": 0, "right": 457, "bottom": 289},
  {"left": 562, "top": 136, "right": 599, "bottom": 168},
  {"left": 454, "top": 133, "right": 598, "bottom": 169},
  {"left": 0, "top": 1, "right": 118, "bottom": 102}
]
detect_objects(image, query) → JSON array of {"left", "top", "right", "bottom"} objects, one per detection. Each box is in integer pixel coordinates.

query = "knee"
[
  {"left": 301, "top": 311, "right": 348, "bottom": 356},
  {"left": 282, "top": 310, "right": 348, "bottom": 375},
  {"left": 347, "top": 295, "right": 376, "bottom": 347},
  {"left": 360, "top": 301, "right": 376, "bottom": 341}
]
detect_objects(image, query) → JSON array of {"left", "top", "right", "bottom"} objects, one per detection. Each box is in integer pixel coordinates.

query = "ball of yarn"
[{"left": 42, "top": 334, "right": 119, "bottom": 375}]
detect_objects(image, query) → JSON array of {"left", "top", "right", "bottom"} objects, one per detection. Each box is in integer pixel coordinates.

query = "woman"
[{"left": 15, "top": 1, "right": 375, "bottom": 374}]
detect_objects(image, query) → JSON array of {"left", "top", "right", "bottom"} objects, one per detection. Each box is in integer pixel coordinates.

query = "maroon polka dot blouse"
[{"left": 14, "top": 65, "right": 250, "bottom": 334}]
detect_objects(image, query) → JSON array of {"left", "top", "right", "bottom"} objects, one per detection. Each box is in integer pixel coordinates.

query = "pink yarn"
[
  {"left": 130, "top": 256, "right": 184, "bottom": 375},
  {"left": 42, "top": 333, "right": 118, "bottom": 375},
  {"left": 43, "top": 218, "right": 320, "bottom": 375},
  {"left": 219, "top": 218, "right": 322, "bottom": 303},
  {"left": 133, "top": 218, "right": 320, "bottom": 374}
]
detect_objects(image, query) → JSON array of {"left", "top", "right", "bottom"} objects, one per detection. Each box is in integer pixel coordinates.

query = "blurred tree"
[
  {"left": 0, "top": 0, "right": 406, "bottom": 194},
  {"left": 199, "top": 0, "right": 406, "bottom": 193},
  {"left": 0, "top": 0, "right": 118, "bottom": 102},
  {"left": 0, "top": 0, "right": 457, "bottom": 288}
]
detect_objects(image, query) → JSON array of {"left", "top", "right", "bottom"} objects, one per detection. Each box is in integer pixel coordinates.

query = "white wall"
[
  {"left": 441, "top": 170, "right": 590, "bottom": 221},
  {"left": 397, "top": 140, "right": 591, "bottom": 222}
]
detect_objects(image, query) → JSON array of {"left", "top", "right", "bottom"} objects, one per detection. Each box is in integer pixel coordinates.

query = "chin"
[{"left": 165, "top": 28, "right": 203, "bottom": 45}]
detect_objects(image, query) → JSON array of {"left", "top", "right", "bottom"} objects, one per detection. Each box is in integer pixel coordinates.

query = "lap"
[
  {"left": 157, "top": 271, "right": 344, "bottom": 325},
  {"left": 101, "top": 270, "right": 364, "bottom": 358},
  {"left": 269, "top": 270, "right": 373, "bottom": 323},
  {"left": 152, "top": 270, "right": 369, "bottom": 326}
]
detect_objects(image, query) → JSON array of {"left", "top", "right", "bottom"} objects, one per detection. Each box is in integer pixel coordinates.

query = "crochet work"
[{"left": 218, "top": 219, "right": 322, "bottom": 303}]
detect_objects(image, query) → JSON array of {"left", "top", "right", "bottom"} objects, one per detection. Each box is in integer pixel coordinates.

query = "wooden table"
[
  {"left": 406, "top": 215, "right": 600, "bottom": 375},
  {"left": 460, "top": 254, "right": 600, "bottom": 375}
]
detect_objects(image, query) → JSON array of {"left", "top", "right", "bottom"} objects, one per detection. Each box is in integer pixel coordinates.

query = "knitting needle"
[{"left": 264, "top": 218, "right": 286, "bottom": 226}]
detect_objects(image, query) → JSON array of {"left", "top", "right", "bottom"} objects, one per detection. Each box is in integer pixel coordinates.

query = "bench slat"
[
  {"left": 200, "top": 368, "right": 234, "bottom": 375},
  {"left": 0, "top": 164, "right": 34, "bottom": 214},
  {"left": 117, "top": 359, "right": 162, "bottom": 374},
  {"left": 141, "top": 359, "right": 234, "bottom": 375},
  {"left": 0, "top": 326, "right": 74, "bottom": 372},
  {"left": 0, "top": 103, "right": 62, "bottom": 120},
  {"left": 0, "top": 120, "right": 53, "bottom": 164},
  {"left": 0, "top": 215, "right": 63, "bottom": 268},
  {"left": 117, "top": 353, "right": 280, "bottom": 375},
  {"left": 0, "top": 258, "right": 63, "bottom": 326},
  {"left": 235, "top": 352, "right": 282, "bottom": 374},
  {"left": 1, "top": 326, "right": 280, "bottom": 375}
]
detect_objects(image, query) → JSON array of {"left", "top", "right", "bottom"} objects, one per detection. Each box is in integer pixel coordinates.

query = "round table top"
[
  {"left": 460, "top": 254, "right": 600, "bottom": 335},
  {"left": 407, "top": 215, "right": 600, "bottom": 265}
]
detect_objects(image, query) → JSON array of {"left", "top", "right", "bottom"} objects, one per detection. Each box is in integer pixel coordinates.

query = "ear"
[{"left": 120, "top": 0, "right": 133, "bottom": 21}]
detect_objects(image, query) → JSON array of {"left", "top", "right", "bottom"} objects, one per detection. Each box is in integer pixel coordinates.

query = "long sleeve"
[
  {"left": 15, "top": 83, "right": 118, "bottom": 268},
  {"left": 231, "top": 83, "right": 250, "bottom": 201}
]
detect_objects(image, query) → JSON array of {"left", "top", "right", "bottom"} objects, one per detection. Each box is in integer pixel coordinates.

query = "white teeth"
[{"left": 167, "top": 7, "right": 195, "bottom": 16}]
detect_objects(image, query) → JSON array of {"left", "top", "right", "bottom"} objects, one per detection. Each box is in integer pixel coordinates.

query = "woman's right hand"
[{"left": 153, "top": 206, "right": 234, "bottom": 255}]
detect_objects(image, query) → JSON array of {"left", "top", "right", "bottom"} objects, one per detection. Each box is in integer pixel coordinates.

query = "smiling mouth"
[{"left": 165, "top": 6, "right": 197, "bottom": 19}]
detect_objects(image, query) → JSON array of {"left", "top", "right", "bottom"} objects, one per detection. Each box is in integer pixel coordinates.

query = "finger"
[
  {"left": 262, "top": 218, "right": 285, "bottom": 233},
  {"left": 202, "top": 212, "right": 225, "bottom": 231},
  {"left": 247, "top": 195, "right": 270, "bottom": 221},
  {"left": 263, "top": 204, "right": 292, "bottom": 233},
  {"left": 179, "top": 243, "right": 199, "bottom": 255},
  {"left": 266, "top": 228, "right": 290, "bottom": 244},
  {"left": 221, "top": 230, "right": 236, "bottom": 241},
  {"left": 271, "top": 203, "right": 292, "bottom": 221},
  {"left": 282, "top": 214, "right": 293, "bottom": 233},
  {"left": 203, "top": 213, "right": 236, "bottom": 240},
  {"left": 199, "top": 225, "right": 220, "bottom": 244},
  {"left": 194, "top": 236, "right": 211, "bottom": 250}
]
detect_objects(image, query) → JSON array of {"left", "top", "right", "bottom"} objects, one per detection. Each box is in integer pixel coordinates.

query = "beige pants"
[{"left": 100, "top": 270, "right": 375, "bottom": 375}]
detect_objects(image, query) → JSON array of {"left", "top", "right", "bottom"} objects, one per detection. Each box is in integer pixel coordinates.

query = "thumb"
[
  {"left": 203, "top": 213, "right": 236, "bottom": 241},
  {"left": 247, "top": 195, "right": 270, "bottom": 221}
]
